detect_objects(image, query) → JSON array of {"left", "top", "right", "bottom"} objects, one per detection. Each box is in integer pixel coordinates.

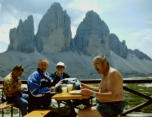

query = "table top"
[
  {"left": 24, "top": 109, "right": 51, "bottom": 117},
  {"left": 52, "top": 93, "right": 90, "bottom": 100},
  {"left": 0, "top": 86, "right": 4, "bottom": 89}
]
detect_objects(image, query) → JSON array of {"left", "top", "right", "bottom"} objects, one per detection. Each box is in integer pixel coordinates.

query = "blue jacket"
[{"left": 28, "top": 68, "right": 52, "bottom": 96}]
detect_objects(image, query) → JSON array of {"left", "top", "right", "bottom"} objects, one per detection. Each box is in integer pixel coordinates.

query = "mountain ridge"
[{"left": 0, "top": 2, "right": 152, "bottom": 79}]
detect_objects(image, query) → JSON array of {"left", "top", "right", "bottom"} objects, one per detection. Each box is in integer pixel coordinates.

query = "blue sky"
[{"left": 0, "top": 0, "right": 152, "bottom": 58}]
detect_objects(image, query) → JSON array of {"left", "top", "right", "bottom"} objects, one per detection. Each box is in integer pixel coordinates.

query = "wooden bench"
[
  {"left": 24, "top": 109, "right": 51, "bottom": 117},
  {"left": 0, "top": 103, "right": 14, "bottom": 117},
  {"left": 0, "top": 86, "right": 15, "bottom": 117}
]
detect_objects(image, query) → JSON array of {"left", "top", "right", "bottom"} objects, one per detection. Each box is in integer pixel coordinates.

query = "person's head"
[
  {"left": 56, "top": 61, "right": 66, "bottom": 74},
  {"left": 12, "top": 65, "right": 24, "bottom": 78},
  {"left": 38, "top": 59, "right": 49, "bottom": 73},
  {"left": 93, "top": 55, "right": 109, "bottom": 75}
]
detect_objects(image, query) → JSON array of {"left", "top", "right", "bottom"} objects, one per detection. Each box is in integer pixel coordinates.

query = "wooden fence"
[{"left": 0, "top": 79, "right": 152, "bottom": 115}]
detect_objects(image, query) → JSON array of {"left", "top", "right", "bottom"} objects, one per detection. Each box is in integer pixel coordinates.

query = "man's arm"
[
  {"left": 81, "top": 71, "right": 123, "bottom": 102},
  {"left": 28, "top": 74, "right": 50, "bottom": 95},
  {"left": 81, "top": 83, "right": 99, "bottom": 92}
]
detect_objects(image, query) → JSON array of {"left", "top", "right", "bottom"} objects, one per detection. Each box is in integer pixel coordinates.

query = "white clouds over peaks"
[
  {"left": 0, "top": 16, "right": 18, "bottom": 43},
  {"left": 67, "top": 0, "right": 102, "bottom": 14},
  {"left": 126, "top": 29, "right": 152, "bottom": 58},
  {"left": 66, "top": 0, "right": 102, "bottom": 38},
  {"left": 0, "top": 6, "right": 18, "bottom": 50},
  {"left": 71, "top": 26, "right": 77, "bottom": 38},
  {"left": 0, "top": 0, "right": 152, "bottom": 58},
  {"left": 0, "top": 3, "right": 1, "bottom": 10}
]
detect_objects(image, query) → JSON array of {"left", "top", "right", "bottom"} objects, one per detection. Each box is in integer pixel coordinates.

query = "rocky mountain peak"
[
  {"left": 49, "top": 2, "right": 63, "bottom": 11},
  {"left": 18, "top": 19, "right": 23, "bottom": 25},
  {"left": 109, "top": 33, "right": 128, "bottom": 58},
  {"left": 8, "top": 15, "right": 35, "bottom": 53},
  {"left": 85, "top": 10, "right": 110, "bottom": 34},
  {"left": 2, "top": 2, "right": 152, "bottom": 78},
  {"left": 73, "top": 10, "right": 110, "bottom": 56},
  {"left": 85, "top": 10, "right": 99, "bottom": 19},
  {"left": 36, "top": 2, "right": 71, "bottom": 53},
  {"left": 129, "top": 49, "right": 152, "bottom": 61},
  {"left": 109, "top": 33, "right": 151, "bottom": 61}
]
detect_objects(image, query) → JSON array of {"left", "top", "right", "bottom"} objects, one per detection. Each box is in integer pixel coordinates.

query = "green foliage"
[
  {"left": 0, "top": 107, "right": 19, "bottom": 114},
  {"left": 124, "top": 84, "right": 152, "bottom": 113}
]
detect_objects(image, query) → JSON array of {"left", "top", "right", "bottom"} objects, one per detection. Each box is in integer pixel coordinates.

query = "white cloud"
[
  {"left": 0, "top": 7, "right": 19, "bottom": 48},
  {"left": 66, "top": 0, "right": 103, "bottom": 37},
  {"left": 127, "top": 29, "right": 152, "bottom": 46},
  {"left": 0, "top": 2, "right": 43, "bottom": 52},
  {"left": 0, "top": 41, "right": 7, "bottom": 53},
  {"left": 0, "top": 23, "right": 16, "bottom": 44},
  {"left": 32, "top": 13, "right": 43, "bottom": 34},
  {"left": 0, "top": 3, "right": 1, "bottom": 10},
  {"left": 145, "top": 19, "right": 152, "bottom": 25},
  {"left": 0, "top": 0, "right": 152, "bottom": 59},
  {"left": 125, "top": 29, "right": 152, "bottom": 58},
  {"left": 67, "top": 0, "right": 102, "bottom": 14},
  {"left": 71, "top": 26, "right": 77, "bottom": 38}
]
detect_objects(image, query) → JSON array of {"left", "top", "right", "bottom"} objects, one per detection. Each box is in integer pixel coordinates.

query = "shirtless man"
[{"left": 78, "top": 55, "right": 124, "bottom": 117}]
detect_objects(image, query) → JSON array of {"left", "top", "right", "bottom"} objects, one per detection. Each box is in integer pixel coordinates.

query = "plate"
[{"left": 69, "top": 90, "right": 81, "bottom": 95}]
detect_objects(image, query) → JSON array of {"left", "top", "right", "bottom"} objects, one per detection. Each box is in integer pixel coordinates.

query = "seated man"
[
  {"left": 27, "top": 59, "right": 53, "bottom": 111},
  {"left": 78, "top": 55, "right": 124, "bottom": 117},
  {"left": 51, "top": 61, "right": 70, "bottom": 86},
  {"left": 3, "top": 65, "right": 28, "bottom": 116}
]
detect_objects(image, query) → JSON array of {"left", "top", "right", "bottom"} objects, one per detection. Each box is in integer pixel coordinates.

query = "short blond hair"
[
  {"left": 93, "top": 54, "right": 108, "bottom": 63},
  {"left": 38, "top": 59, "right": 49, "bottom": 66}
]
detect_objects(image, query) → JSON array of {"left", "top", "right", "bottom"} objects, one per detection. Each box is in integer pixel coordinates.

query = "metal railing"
[{"left": 0, "top": 79, "right": 152, "bottom": 115}]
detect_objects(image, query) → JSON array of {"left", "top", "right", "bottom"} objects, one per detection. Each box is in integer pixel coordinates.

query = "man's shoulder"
[
  {"left": 4, "top": 73, "right": 11, "bottom": 81},
  {"left": 110, "top": 68, "right": 120, "bottom": 74},
  {"left": 32, "top": 70, "right": 39, "bottom": 75},
  {"left": 63, "top": 72, "right": 70, "bottom": 78},
  {"left": 109, "top": 68, "right": 122, "bottom": 79},
  {"left": 28, "top": 71, "right": 39, "bottom": 79}
]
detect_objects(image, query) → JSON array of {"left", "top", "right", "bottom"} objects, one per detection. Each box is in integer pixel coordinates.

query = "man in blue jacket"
[{"left": 28, "top": 59, "right": 53, "bottom": 111}]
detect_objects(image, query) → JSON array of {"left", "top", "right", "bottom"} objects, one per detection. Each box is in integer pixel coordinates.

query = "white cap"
[{"left": 56, "top": 61, "right": 66, "bottom": 67}]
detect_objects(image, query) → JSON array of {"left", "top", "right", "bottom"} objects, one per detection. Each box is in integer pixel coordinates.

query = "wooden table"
[
  {"left": 52, "top": 93, "right": 90, "bottom": 101},
  {"left": 52, "top": 91, "right": 92, "bottom": 108},
  {"left": 52, "top": 92, "right": 91, "bottom": 116},
  {"left": 0, "top": 86, "right": 4, "bottom": 89},
  {"left": 24, "top": 109, "right": 51, "bottom": 117}
]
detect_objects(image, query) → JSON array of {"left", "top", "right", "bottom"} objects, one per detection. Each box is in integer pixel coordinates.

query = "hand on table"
[
  {"left": 81, "top": 88, "right": 93, "bottom": 97},
  {"left": 50, "top": 87, "right": 55, "bottom": 92}
]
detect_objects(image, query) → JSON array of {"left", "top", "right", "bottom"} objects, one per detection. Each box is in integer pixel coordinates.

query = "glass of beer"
[
  {"left": 62, "top": 86, "right": 67, "bottom": 94},
  {"left": 67, "top": 84, "right": 73, "bottom": 92}
]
